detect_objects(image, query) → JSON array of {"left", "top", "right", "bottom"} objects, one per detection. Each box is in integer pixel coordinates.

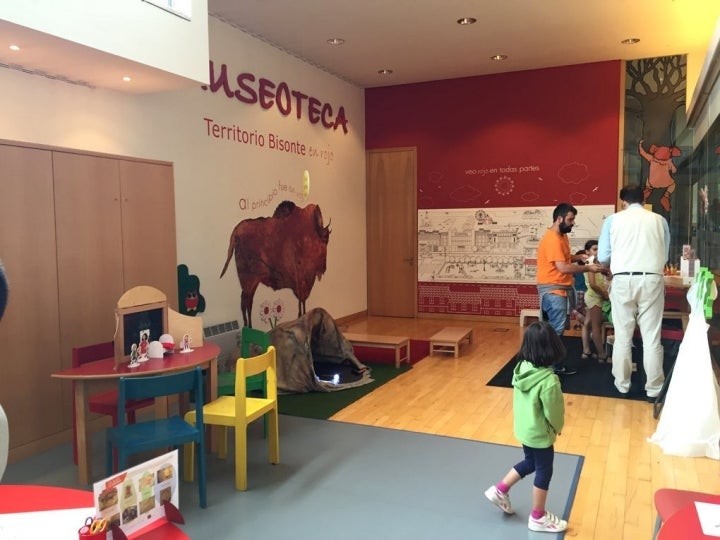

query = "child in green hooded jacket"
[{"left": 485, "top": 321, "right": 568, "bottom": 533}]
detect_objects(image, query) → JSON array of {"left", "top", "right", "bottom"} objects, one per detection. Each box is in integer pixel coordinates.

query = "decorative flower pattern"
[{"left": 259, "top": 298, "right": 285, "bottom": 328}]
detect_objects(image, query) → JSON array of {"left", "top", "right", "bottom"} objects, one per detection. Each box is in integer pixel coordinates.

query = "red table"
[
  {"left": 0, "top": 484, "right": 93, "bottom": 513},
  {"left": 0, "top": 485, "right": 189, "bottom": 539},
  {"left": 51, "top": 343, "right": 220, "bottom": 484}
]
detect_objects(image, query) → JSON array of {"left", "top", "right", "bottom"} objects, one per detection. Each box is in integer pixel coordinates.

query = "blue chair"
[{"left": 105, "top": 367, "right": 207, "bottom": 507}]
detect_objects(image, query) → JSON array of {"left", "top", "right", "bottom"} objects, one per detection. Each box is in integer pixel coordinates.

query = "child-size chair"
[
  {"left": 217, "top": 327, "right": 270, "bottom": 396},
  {"left": 106, "top": 367, "right": 207, "bottom": 507},
  {"left": 184, "top": 346, "right": 279, "bottom": 491},
  {"left": 217, "top": 327, "right": 271, "bottom": 437},
  {"left": 72, "top": 341, "right": 153, "bottom": 465}
]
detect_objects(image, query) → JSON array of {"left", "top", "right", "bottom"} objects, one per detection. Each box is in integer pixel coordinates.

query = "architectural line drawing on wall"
[{"left": 418, "top": 205, "right": 614, "bottom": 284}]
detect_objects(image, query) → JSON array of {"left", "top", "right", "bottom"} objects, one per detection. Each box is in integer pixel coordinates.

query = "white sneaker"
[
  {"left": 484, "top": 486, "right": 514, "bottom": 514},
  {"left": 528, "top": 511, "right": 568, "bottom": 532}
]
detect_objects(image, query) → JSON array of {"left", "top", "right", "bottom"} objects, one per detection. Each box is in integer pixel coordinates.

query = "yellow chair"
[{"left": 184, "top": 346, "right": 279, "bottom": 491}]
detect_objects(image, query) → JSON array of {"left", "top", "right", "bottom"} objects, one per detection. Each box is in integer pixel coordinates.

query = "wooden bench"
[
  {"left": 343, "top": 332, "right": 410, "bottom": 368},
  {"left": 429, "top": 327, "right": 473, "bottom": 358},
  {"left": 519, "top": 308, "right": 541, "bottom": 327}
]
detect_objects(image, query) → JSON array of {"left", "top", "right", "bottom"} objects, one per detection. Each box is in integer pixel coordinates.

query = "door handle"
[{"left": 404, "top": 257, "right": 414, "bottom": 265}]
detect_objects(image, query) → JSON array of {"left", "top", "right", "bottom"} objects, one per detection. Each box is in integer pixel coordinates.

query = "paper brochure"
[
  {"left": 93, "top": 450, "right": 180, "bottom": 538},
  {"left": 695, "top": 501, "right": 720, "bottom": 537}
]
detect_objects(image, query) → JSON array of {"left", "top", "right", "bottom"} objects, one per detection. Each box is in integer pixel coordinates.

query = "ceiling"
[{"left": 1, "top": 1, "right": 719, "bottom": 93}]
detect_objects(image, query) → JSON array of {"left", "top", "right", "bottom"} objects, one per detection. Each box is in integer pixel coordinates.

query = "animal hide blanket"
[{"left": 269, "top": 307, "right": 372, "bottom": 393}]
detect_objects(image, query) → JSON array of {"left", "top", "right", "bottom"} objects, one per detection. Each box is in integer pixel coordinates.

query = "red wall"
[
  {"left": 366, "top": 61, "right": 621, "bottom": 209},
  {"left": 365, "top": 61, "right": 621, "bottom": 317}
]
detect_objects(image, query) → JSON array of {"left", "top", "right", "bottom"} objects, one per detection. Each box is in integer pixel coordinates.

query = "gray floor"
[{"left": 4, "top": 416, "right": 582, "bottom": 539}]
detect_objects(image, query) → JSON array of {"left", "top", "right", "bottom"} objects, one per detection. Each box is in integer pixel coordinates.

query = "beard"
[{"left": 559, "top": 222, "right": 573, "bottom": 234}]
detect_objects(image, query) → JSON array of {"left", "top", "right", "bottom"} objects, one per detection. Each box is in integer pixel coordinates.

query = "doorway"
[{"left": 366, "top": 147, "right": 417, "bottom": 317}]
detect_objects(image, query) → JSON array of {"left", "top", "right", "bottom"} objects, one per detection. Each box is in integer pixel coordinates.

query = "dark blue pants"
[{"left": 513, "top": 444, "right": 554, "bottom": 490}]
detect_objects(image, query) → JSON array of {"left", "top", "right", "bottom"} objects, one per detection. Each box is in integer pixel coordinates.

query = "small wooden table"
[
  {"left": 51, "top": 343, "right": 220, "bottom": 484},
  {"left": 343, "top": 332, "right": 410, "bottom": 368},
  {"left": 430, "top": 327, "right": 473, "bottom": 358}
]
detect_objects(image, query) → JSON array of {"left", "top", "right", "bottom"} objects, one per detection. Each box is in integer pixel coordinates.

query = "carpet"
[
  {"left": 352, "top": 339, "right": 430, "bottom": 365},
  {"left": 278, "top": 362, "right": 412, "bottom": 419},
  {"left": 487, "top": 335, "right": 677, "bottom": 401},
  {"left": 4, "top": 416, "right": 584, "bottom": 539}
]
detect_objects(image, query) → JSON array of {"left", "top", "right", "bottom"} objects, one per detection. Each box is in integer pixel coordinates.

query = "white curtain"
[{"left": 648, "top": 275, "right": 720, "bottom": 459}]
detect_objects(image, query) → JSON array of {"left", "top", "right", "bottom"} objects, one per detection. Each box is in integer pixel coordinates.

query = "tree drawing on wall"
[{"left": 625, "top": 55, "right": 687, "bottom": 217}]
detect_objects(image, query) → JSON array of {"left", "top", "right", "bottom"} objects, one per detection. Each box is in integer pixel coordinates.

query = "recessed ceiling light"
[
  {"left": 122, "top": 76, "right": 132, "bottom": 82},
  {"left": 327, "top": 37, "right": 345, "bottom": 45},
  {"left": 490, "top": 54, "right": 508, "bottom": 61},
  {"left": 457, "top": 17, "right": 477, "bottom": 25},
  {"left": 9, "top": 44, "right": 20, "bottom": 51},
  {"left": 621, "top": 38, "right": 640, "bottom": 45},
  {"left": 377, "top": 69, "right": 393, "bottom": 75}
]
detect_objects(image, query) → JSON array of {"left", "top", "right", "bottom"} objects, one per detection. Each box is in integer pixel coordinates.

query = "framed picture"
[{"left": 114, "top": 286, "right": 169, "bottom": 369}]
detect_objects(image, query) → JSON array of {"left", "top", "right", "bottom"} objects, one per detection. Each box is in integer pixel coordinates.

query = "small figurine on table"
[
  {"left": 138, "top": 331, "right": 150, "bottom": 361},
  {"left": 180, "top": 333, "right": 193, "bottom": 353},
  {"left": 129, "top": 343, "right": 140, "bottom": 367}
]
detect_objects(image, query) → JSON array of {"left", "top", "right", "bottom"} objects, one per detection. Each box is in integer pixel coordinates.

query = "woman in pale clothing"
[{"left": 581, "top": 240, "right": 610, "bottom": 362}]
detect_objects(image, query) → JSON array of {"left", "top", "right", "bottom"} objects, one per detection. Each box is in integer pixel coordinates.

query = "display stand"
[
  {"left": 114, "top": 286, "right": 169, "bottom": 370},
  {"left": 93, "top": 450, "right": 186, "bottom": 538}
]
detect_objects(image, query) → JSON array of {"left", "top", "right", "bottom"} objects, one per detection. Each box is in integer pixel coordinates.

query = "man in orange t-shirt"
[{"left": 537, "top": 203, "right": 604, "bottom": 374}]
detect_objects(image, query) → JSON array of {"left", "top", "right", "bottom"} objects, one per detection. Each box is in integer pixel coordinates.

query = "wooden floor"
[{"left": 335, "top": 316, "right": 720, "bottom": 540}]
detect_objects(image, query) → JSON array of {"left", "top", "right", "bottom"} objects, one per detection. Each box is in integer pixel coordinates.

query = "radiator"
[{"left": 203, "top": 320, "right": 240, "bottom": 372}]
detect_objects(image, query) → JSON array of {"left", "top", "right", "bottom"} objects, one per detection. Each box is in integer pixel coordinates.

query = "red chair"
[{"left": 71, "top": 341, "right": 153, "bottom": 464}]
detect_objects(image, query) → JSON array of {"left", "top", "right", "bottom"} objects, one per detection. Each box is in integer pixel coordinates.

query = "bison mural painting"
[{"left": 220, "top": 201, "right": 331, "bottom": 328}]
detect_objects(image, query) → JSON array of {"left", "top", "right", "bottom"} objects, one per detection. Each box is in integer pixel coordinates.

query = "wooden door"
[
  {"left": 119, "top": 160, "right": 178, "bottom": 309},
  {"left": 0, "top": 144, "right": 62, "bottom": 446},
  {"left": 366, "top": 148, "right": 417, "bottom": 317}
]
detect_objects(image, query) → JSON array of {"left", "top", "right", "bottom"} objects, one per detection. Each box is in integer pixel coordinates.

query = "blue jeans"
[{"left": 541, "top": 292, "right": 567, "bottom": 336}]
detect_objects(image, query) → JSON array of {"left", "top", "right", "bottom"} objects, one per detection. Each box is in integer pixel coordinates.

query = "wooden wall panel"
[
  {"left": 53, "top": 152, "right": 126, "bottom": 429},
  {"left": 0, "top": 144, "right": 62, "bottom": 446},
  {"left": 119, "top": 160, "right": 178, "bottom": 310},
  {"left": 54, "top": 152, "right": 125, "bottom": 353}
]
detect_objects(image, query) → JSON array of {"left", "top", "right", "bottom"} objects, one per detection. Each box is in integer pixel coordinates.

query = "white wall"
[
  {"left": 689, "top": 17, "right": 720, "bottom": 144},
  {"left": 0, "top": 0, "right": 209, "bottom": 84},
  {"left": 0, "top": 16, "right": 368, "bottom": 329}
]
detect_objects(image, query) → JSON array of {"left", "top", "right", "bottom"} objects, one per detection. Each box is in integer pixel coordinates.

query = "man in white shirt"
[{"left": 598, "top": 184, "right": 670, "bottom": 399}]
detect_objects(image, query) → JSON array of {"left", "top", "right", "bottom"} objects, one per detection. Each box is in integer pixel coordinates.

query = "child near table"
[
  {"left": 581, "top": 239, "right": 611, "bottom": 362},
  {"left": 485, "top": 321, "right": 568, "bottom": 533},
  {"left": 571, "top": 249, "right": 588, "bottom": 329}
]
